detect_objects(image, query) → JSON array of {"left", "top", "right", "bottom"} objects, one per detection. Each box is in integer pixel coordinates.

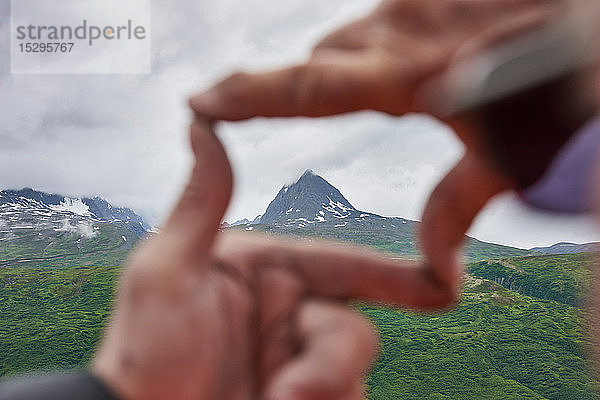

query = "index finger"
[
  {"left": 160, "top": 118, "right": 233, "bottom": 260},
  {"left": 215, "top": 232, "right": 455, "bottom": 310},
  {"left": 215, "top": 154, "right": 510, "bottom": 310}
]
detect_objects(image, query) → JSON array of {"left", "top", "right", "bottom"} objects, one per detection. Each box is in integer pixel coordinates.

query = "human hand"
[
  {"left": 189, "top": 0, "right": 559, "bottom": 121},
  {"left": 92, "top": 119, "right": 457, "bottom": 400},
  {"left": 188, "top": 0, "right": 557, "bottom": 307}
]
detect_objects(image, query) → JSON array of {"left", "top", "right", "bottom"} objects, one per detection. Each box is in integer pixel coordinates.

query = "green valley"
[
  {"left": 0, "top": 252, "right": 598, "bottom": 399},
  {"left": 1, "top": 183, "right": 598, "bottom": 398}
]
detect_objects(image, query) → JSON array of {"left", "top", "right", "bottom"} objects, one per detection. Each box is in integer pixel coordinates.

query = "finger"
[
  {"left": 161, "top": 118, "right": 233, "bottom": 259},
  {"left": 189, "top": 52, "right": 395, "bottom": 121},
  {"left": 344, "top": 383, "right": 368, "bottom": 400},
  {"left": 419, "top": 152, "right": 515, "bottom": 290},
  {"left": 215, "top": 232, "right": 456, "bottom": 310},
  {"left": 215, "top": 154, "right": 512, "bottom": 309},
  {"left": 452, "top": 3, "right": 559, "bottom": 62},
  {"left": 264, "top": 300, "right": 377, "bottom": 400}
]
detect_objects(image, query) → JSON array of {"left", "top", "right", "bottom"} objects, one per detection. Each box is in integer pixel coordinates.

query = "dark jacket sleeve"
[
  {"left": 0, "top": 371, "right": 119, "bottom": 400},
  {"left": 473, "top": 71, "right": 598, "bottom": 191}
]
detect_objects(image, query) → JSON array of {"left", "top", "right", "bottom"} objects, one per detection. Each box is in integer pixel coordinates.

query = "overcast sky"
[{"left": 1, "top": 0, "right": 599, "bottom": 249}]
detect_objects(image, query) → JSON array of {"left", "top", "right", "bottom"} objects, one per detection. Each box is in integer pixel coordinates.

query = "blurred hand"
[
  {"left": 95, "top": 2, "right": 574, "bottom": 398},
  {"left": 189, "top": 0, "right": 558, "bottom": 301},
  {"left": 189, "top": 0, "right": 559, "bottom": 120},
  {"left": 92, "top": 120, "right": 459, "bottom": 400}
]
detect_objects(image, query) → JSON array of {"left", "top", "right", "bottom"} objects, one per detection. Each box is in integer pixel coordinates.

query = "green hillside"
[
  {"left": 363, "top": 253, "right": 599, "bottom": 399},
  {"left": 469, "top": 253, "right": 593, "bottom": 307},
  {"left": 0, "top": 223, "right": 134, "bottom": 269},
  {"left": 364, "top": 274, "right": 598, "bottom": 399},
  {"left": 241, "top": 222, "right": 531, "bottom": 261},
  {"left": 0, "top": 252, "right": 598, "bottom": 398},
  {"left": 0, "top": 265, "right": 118, "bottom": 375}
]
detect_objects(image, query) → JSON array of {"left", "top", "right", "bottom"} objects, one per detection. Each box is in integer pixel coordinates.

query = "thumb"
[
  {"left": 419, "top": 152, "right": 514, "bottom": 290},
  {"left": 161, "top": 118, "right": 233, "bottom": 259}
]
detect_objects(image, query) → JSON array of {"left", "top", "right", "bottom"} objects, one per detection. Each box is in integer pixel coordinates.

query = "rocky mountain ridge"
[
  {"left": 0, "top": 188, "right": 150, "bottom": 266},
  {"left": 226, "top": 170, "right": 596, "bottom": 258}
]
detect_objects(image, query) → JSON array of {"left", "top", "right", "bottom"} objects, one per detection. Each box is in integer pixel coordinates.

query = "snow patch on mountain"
[
  {"left": 258, "top": 170, "right": 359, "bottom": 227},
  {"left": 49, "top": 198, "right": 91, "bottom": 217},
  {"left": 0, "top": 188, "right": 149, "bottom": 245},
  {"left": 224, "top": 214, "right": 263, "bottom": 227}
]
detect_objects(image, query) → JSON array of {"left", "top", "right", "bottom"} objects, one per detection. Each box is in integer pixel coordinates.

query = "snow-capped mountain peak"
[
  {"left": 0, "top": 188, "right": 152, "bottom": 267},
  {"left": 259, "top": 170, "right": 379, "bottom": 227},
  {"left": 224, "top": 170, "right": 411, "bottom": 231},
  {"left": 0, "top": 188, "right": 150, "bottom": 234},
  {"left": 48, "top": 197, "right": 92, "bottom": 217}
]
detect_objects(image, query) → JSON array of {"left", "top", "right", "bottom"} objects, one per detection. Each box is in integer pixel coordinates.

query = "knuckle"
[
  {"left": 289, "top": 65, "right": 322, "bottom": 111},
  {"left": 252, "top": 245, "right": 295, "bottom": 275},
  {"left": 250, "top": 246, "right": 309, "bottom": 297}
]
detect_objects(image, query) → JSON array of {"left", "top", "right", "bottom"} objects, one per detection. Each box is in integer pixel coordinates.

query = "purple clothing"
[{"left": 521, "top": 115, "right": 600, "bottom": 213}]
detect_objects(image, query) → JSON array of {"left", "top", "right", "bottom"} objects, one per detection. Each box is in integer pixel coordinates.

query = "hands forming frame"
[{"left": 92, "top": 1, "right": 594, "bottom": 399}]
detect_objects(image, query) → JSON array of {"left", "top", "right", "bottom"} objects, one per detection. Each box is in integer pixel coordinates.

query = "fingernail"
[{"left": 189, "top": 90, "right": 217, "bottom": 113}]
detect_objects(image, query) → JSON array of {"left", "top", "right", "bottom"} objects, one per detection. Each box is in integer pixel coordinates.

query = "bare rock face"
[
  {"left": 0, "top": 188, "right": 150, "bottom": 257},
  {"left": 260, "top": 170, "right": 363, "bottom": 227}
]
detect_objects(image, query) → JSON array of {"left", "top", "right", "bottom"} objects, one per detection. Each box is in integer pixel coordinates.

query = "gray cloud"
[{"left": 0, "top": 0, "right": 598, "bottom": 248}]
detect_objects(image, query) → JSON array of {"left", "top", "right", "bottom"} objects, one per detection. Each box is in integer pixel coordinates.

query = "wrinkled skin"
[{"left": 93, "top": 1, "right": 581, "bottom": 400}]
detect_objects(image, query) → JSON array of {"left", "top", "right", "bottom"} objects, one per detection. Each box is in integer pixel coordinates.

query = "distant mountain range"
[
  {"left": 0, "top": 188, "right": 150, "bottom": 267},
  {"left": 1, "top": 173, "right": 596, "bottom": 269},
  {"left": 1, "top": 178, "right": 597, "bottom": 398},
  {"left": 529, "top": 242, "right": 598, "bottom": 255},
  {"left": 0, "top": 188, "right": 150, "bottom": 230},
  {"left": 225, "top": 170, "right": 598, "bottom": 259}
]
